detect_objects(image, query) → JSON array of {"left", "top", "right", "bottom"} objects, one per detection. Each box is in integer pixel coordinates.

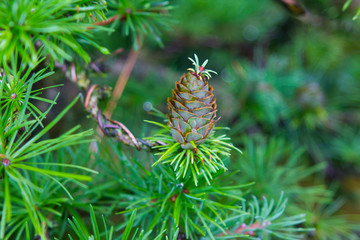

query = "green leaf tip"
[{"left": 187, "top": 54, "right": 218, "bottom": 80}]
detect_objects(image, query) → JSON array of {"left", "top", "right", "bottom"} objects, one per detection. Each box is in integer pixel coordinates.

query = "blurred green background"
[{"left": 50, "top": 0, "right": 360, "bottom": 238}]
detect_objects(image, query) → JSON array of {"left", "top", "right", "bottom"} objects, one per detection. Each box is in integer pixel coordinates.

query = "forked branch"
[{"left": 55, "top": 60, "right": 165, "bottom": 150}]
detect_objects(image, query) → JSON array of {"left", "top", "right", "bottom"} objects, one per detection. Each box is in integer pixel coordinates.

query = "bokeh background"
[{"left": 49, "top": 0, "right": 360, "bottom": 238}]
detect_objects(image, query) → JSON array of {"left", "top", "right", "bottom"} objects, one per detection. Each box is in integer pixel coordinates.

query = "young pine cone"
[{"left": 167, "top": 55, "right": 218, "bottom": 149}]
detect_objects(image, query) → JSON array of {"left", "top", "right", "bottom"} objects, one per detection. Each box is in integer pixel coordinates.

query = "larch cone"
[{"left": 167, "top": 59, "right": 218, "bottom": 149}]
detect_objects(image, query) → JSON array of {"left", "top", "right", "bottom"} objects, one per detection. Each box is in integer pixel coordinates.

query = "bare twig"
[
  {"left": 86, "top": 7, "right": 169, "bottom": 29},
  {"left": 275, "top": 0, "right": 307, "bottom": 16},
  {"left": 218, "top": 221, "right": 271, "bottom": 237},
  {"left": 86, "top": 14, "right": 124, "bottom": 29},
  {"left": 94, "top": 15, "right": 121, "bottom": 26},
  {"left": 56, "top": 58, "right": 164, "bottom": 151},
  {"left": 274, "top": 0, "right": 325, "bottom": 25},
  {"left": 104, "top": 50, "right": 140, "bottom": 118}
]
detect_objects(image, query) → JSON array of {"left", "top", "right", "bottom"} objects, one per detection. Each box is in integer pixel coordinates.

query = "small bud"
[
  {"left": 176, "top": 182, "right": 184, "bottom": 189},
  {"left": 126, "top": 8, "right": 132, "bottom": 14},
  {"left": 183, "top": 188, "right": 189, "bottom": 194},
  {"left": 11, "top": 93, "right": 16, "bottom": 99},
  {"left": 171, "top": 194, "right": 178, "bottom": 202},
  {"left": 246, "top": 231, "right": 255, "bottom": 236},
  {"left": 2, "top": 159, "right": 10, "bottom": 167}
]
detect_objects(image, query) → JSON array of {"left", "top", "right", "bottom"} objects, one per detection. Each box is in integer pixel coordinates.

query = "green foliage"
[
  {"left": 148, "top": 121, "right": 241, "bottom": 185},
  {"left": 2, "top": 168, "right": 78, "bottom": 238},
  {"left": 222, "top": 57, "right": 327, "bottom": 130},
  {"left": 331, "top": 128, "right": 360, "bottom": 168},
  {"left": 92, "top": 139, "right": 245, "bottom": 238},
  {"left": 1, "top": 0, "right": 360, "bottom": 239},
  {"left": 343, "top": 0, "right": 360, "bottom": 19},
  {"left": 67, "top": 205, "right": 114, "bottom": 240},
  {"left": 0, "top": 54, "right": 95, "bottom": 239},
  {"left": 289, "top": 198, "right": 360, "bottom": 240},
  {"left": 237, "top": 137, "right": 330, "bottom": 202},
  {"left": 214, "top": 193, "right": 310, "bottom": 240},
  {"left": 0, "top": 0, "right": 109, "bottom": 65},
  {"left": 187, "top": 54, "right": 217, "bottom": 80},
  {"left": 85, "top": 139, "right": 308, "bottom": 240},
  {"left": 107, "top": 0, "right": 173, "bottom": 48},
  {"left": 0, "top": 149, "right": 98, "bottom": 239},
  {"left": 171, "top": 0, "right": 284, "bottom": 43},
  {"left": 67, "top": 206, "right": 182, "bottom": 240},
  {"left": 0, "top": 52, "right": 57, "bottom": 124}
]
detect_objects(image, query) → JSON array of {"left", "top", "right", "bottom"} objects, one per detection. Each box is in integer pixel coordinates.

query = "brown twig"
[
  {"left": 86, "top": 6, "right": 168, "bottom": 29},
  {"left": 218, "top": 221, "right": 271, "bottom": 237},
  {"left": 84, "top": 84, "right": 98, "bottom": 109},
  {"left": 275, "top": 0, "right": 307, "bottom": 16},
  {"left": 86, "top": 14, "right": 124, "bottom": 29},
  {"left": 104, "top": 49, "right": 140, "bottom": 118},
  {"left": 55, "top": 56, "right": 164, "bottom": 151},
  {"left": 94, "top": 15, "right": 121, "bottom": 26},
  {"left": 274, "top": 0, "right": 325, "bottom": 25}
]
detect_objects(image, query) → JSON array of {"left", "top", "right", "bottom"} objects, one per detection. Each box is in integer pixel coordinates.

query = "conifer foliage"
[{"left": 0, "top": 0, "right": 359, "bottom": 240}]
